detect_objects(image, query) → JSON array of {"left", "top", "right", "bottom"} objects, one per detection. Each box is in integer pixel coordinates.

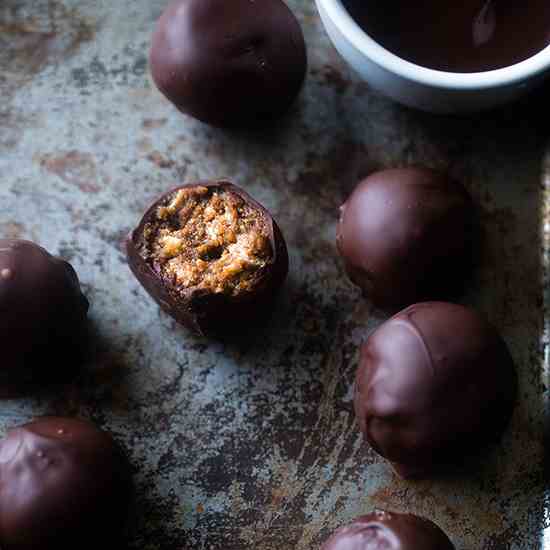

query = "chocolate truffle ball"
[
  {"left": 336, "top": 167, "right": 476, "bottom": 311},
  {"left": 0, "top": 239, "right": 89, "bottom": 393},
  {"left": 126, "top": 181, "right": 288, "bottom": 336},
  {"left": 355, "top": 302, "right": 516, "bottom": 478},
  {"left": 321, "top": 510, "right": 455, "bottom": 550},
  {"left": 0, "top": 417, "right": 133, "bottom": 550},
  {"left": 150, "top": 0, "right": 307, "bottom": 127}
]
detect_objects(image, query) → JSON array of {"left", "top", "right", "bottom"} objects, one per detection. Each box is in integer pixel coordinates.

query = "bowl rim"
[{"left": 317, "top": 0, "right": 550, "bottom": 90}]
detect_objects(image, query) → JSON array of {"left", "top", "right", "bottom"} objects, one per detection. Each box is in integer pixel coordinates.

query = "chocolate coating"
[
  {"left": 355, "top": 302, "right": 517, "bottom": 478},
  {"left": 337, "top": 167, "right": 476, "bottom": 311},
  {"left": 343, "top": 0, "right": 550, "bottom": 73},
  {"left": 150, "top": 0, "right": 307, "bottom": 127},
  {"left": 0, "top": 240, "right": 89, "bottom": 393},
  {"left": 126, "top": 181, "right": 288, "bottom": 336},
  {"left": 321, "top": 510, "right": 455, "bottom": 550},
  {"left": 0, "top": 417, "right": 133, "bottom": 550}
]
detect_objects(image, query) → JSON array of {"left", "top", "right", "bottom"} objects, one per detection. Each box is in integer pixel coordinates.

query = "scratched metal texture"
[{"left": 0, "top": 1, "right": 549, "bottom": 548}]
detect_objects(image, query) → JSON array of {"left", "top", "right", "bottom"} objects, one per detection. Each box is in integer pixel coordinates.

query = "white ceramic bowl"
[{"left": 315, "top": 0, "right": 550, "bottom": 113}]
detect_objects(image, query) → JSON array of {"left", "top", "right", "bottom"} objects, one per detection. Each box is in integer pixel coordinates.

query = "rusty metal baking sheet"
[{"left": 1, "top": 1, "right": 549, "bottom": 548}]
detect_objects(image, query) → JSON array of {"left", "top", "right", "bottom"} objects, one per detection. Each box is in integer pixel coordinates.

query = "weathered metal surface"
[{"left": 0, "top": 1, "right": 548, "bottom": 548}]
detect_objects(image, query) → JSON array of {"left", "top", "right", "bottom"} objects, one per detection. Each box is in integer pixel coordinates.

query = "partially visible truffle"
[
  {"left": 354, "top": 302, "right": 517, "bottom": 478},
  {"left": 126, "top": 181, "right": 288, "bottom": 335},
  {"left": 321, "top": 510, "right": 455, "bottom": 550},
  {"left": 149, "top": 0, "right": 307, "bottom": 127},
  {"left": 337, "top": 167, "right": 476, "bottom": 311},
  {"left": 0, "top": 239, "right": 89, "bottom": 394},
  {"left": 0, "top": 417, "right": 133, "bottom": 550}
]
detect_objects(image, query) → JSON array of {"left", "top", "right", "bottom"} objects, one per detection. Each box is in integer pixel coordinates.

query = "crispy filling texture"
[{"left": 142, "top": 186, "right": 272, "bottom": 295}]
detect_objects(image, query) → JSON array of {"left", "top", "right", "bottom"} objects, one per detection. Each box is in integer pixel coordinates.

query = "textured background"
[{"left": 0, "top": 1, "right": 549, "bottom": 548}]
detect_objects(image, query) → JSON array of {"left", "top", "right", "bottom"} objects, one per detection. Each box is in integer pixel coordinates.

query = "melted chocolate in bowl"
[{"left": 343, "top": 0, "right": 550, "bottom": 72}]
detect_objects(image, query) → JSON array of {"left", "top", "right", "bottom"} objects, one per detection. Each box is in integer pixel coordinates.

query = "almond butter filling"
[{"left": 141, "top": 186, "right": 272, "bottom": 295}]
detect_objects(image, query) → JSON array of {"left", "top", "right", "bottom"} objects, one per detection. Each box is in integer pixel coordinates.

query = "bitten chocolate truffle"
[
  {"left": 336, "top": 167, "right": 476, "bottom": 311},
  {"left": 321, "top": 510, "right": 455, "bottom": 550},
  {"left": 126, "top": 181, "right": 288, "bottom": 335},
  {"left": 355, "top": 302, "right": 517, "bottom": 478},
  {"left": 0, "top": 417, "right": 133, "bottom": 550},
  {"left": 0, "top": 239, "right": 89, "bottom": 393},
  {"left": 150, "top": 0, "right": 307, "bottom": 127}
]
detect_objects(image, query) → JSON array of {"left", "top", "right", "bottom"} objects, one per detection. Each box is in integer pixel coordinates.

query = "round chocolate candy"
[
  {"left": 0, "top": 239, "right": 89, "bottom": 394},
  {"left": 321, "top": 510, "right": 455, "bottom": 550},
  {"left": 336, "top": 167, "right": 476, "bottom": 311},
  {"left": 0, "top": 417, "right": 133, "bottom": 550},
  {"left": 150, "top": 0, "right": 307, "bottom": 127},
  {"left": 126, "top": 181, "right": 288, "bottom": 336},
  {"left": 354, "top": 302, "right": 517, "bottom": 478}
]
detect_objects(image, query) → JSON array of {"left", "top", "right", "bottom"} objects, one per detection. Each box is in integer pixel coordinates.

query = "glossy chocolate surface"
[
  {"left": 354, "top": 302, "right": 517, "bottom": 478},
  {"left": 0, "top": 417, "right": 133, "bottom": 550},
  {"left": 337, "top": 167, "right": 475, "bottom": 311},
  {"left": 0, "top": 239, "right": 89, "bottom": 394},
  {"left": 126, "top": 181, "right": 288, "bottom": 336},
  {"left": 343, "top": 0, "right": 550, "bottom": 72},
  {"left": 321, "top": 510, "right": 455, "bottom": 550},
  {"left": 150, "top": 0, "right": 307, "bottom": 127}
]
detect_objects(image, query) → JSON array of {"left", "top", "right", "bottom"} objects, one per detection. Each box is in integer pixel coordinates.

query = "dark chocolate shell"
[
  {"left": 354, "top": 302, "right": 517, "bottom": 478},
  {"left": 149, "top": 0, "right": 307, "bottom": 127},
  {"left": 321, "top": 510, "right": 455, "bottom": 550},
  {"left": 0, "top": 416, "right": 133, "bottom": 549},
  {"left": 0, "top": 239, "right": 89, "bottom": 394}
]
